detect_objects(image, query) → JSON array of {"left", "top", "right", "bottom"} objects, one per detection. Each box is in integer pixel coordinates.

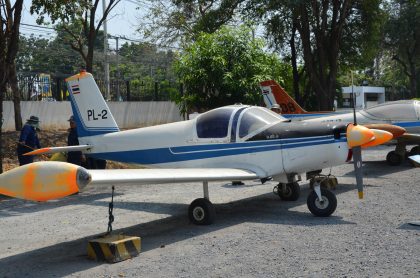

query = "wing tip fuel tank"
[{"left": 0, "top": 162, "right": 91, "bottom": 202}]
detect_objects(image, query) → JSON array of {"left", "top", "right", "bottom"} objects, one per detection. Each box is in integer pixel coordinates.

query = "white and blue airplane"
[{"left": 0, "top": 72, "right": 399, "bottom": 225}]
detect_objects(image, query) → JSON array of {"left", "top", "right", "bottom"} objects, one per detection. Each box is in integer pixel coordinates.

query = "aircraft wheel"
[
  {"left": 386, "top": 151, "right": 403, "bottom": 166},
  {"left": 307, "top": 188, "right": 337, "bottom": 217},
  {"left": 277, "top": 182, "right": 300, "bottom": 201},
  {"left": 409, "top": 146, "right": 420, "bottom": 156},
  {"left": 188, "top": 198, "right": 215, "bottom": 225}
]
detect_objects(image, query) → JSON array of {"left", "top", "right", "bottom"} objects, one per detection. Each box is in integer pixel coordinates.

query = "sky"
[{"left": 20, "top": 0, "right": 149, "bottom": 49}]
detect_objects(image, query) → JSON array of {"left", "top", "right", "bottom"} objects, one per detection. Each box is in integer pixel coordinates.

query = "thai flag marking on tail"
[{"left": 71, "top": 85, "right": 80, "bottom": 94}]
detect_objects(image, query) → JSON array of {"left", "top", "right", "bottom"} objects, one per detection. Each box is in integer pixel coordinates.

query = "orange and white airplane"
[
  {"left": 260, "top": 80, "right": 337, "bottom": 118},
  {"left": 260, "top": 80, "right": 420, "bottom": 165}
]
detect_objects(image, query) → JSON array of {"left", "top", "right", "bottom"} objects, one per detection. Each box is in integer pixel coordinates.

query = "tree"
[
  {"left": 174, "top": 25, "right": 291, "bottom": 112},
  {"left": 280, "top": 0, "right": 383, "bottom": 110},
  {"left": 384, "top": 0, "right": 420, "bottom": 98},
  {"left": 147, "top": 1, "right": 383, "bottom": 110},
  {"left": 31, "top": 0, "right": 121, "bottom": 73},
  {"left": 113, "top": 41, "right": 178, "bottom": 100},
  {"left": 141, "top": 0, "right": 246, "bottom": 45},
  {"left": 1, "top": 0, "right": 25, "bottom": 173}
]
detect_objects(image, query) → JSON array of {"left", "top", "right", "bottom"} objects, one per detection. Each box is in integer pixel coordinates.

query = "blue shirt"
[{"left": 18, "top": 124, "right": 41, "bottom": 149}]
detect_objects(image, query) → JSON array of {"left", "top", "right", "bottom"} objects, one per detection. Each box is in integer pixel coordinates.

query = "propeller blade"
[{"left": 352, "top": 146, "right": 364, "bottom": 199}]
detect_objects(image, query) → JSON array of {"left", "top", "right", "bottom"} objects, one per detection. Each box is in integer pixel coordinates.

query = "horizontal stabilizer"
[
  {"left": 24, "top": 145, "right": 92, "bottom": 156},
  {"left": 408, "top": 155, "right": 420, "bottom": 167}
]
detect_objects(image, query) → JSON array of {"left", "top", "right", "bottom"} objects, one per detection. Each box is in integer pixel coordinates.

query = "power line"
[{"left": 21, "top": 23, "right": 55, "bottom": 30}]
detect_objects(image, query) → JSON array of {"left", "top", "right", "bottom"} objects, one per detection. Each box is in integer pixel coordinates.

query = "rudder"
[
  {"left": 260, "top": 80, "right": 307, "bottom": 114},
  {"left": 66, "top": 71, "right": 119, "bottom": 137}
]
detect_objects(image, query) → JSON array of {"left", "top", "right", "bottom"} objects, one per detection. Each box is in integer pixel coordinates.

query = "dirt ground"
[{"left": 0, "top": 145, "right": 419, "bottom": 277}]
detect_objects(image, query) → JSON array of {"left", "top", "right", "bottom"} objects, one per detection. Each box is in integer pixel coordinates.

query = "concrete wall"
[{"left": 2, "top": 101, "right": 183, "bottom": 131}]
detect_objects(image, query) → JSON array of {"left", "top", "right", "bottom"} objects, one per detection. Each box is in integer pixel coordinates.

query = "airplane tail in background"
[
  {"left": 260, "top": 80, "right": 307, "bottom": 114},
  {"left": 66, "top": 71, "right": 119, "bottom": 137}
]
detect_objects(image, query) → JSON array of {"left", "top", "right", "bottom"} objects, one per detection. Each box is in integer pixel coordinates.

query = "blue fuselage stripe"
[
  {"left": 394, "top": 121, "right": 420, "bottom": 127},
  {"left": 91, "top": 137, "right": 347, "bottom": 165}
]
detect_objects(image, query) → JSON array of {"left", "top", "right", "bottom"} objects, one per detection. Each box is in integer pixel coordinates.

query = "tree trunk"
[
  {"left": 0, "top": 82, "right": 4, "bottom": 174},
  {"left": 409, "top": 62, "right": 418, "bottom": 98},
  {"left": 290, "top": 22, "right": 301, "bottom": 105},
  {"left": 8, "top": 63, "right": 23, "bottom": 130},
  {"left": 409, "top": 74, "right": 417, "bottom": 99}
]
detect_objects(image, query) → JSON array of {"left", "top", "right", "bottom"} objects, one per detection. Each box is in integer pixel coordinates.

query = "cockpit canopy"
[
  {"left": 360, "top": 100, "right": 420, "bottom": 121},
  {"left": 196, "top": 105, "right": 286, "bottom": 140}
]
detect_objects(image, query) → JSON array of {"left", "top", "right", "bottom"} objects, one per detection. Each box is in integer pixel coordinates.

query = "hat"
[
  {"left": 27, "top": 116, "right": 40, "bottom": 123},
  {"left": 68, "top": 115, "right": 75, "bottom": 122},
  {"left": 271, "top": 104, "right": 280, "bottom": 109}
]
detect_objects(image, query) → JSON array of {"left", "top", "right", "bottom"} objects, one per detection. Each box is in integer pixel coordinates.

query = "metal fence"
[{"left": 3, "top": 73, "right": 180, "bottom": 102}]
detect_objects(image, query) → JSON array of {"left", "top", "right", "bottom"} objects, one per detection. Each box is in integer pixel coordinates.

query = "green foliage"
[
  {"left": 141, "top": 0, "right": 245, "bottom": 46},
  {"left": 174, "top": 25, "right": 290, "bottom": 111},
  {"left": 16, "top": 24, "right": 106, "bottom": 75},
  {"left": 383, "top": 0, "right": 420, "bottom": 97},
  {"left": 110, "top": 42, "right": 178, "bottom": 100}
]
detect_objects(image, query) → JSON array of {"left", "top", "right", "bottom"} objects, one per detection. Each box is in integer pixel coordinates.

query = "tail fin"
[
  {"left": 66, "top": 71, "right": 119, "bottom": 137},
  {"left": 260, "top": 80, "right": 307, "bottom": 114}
]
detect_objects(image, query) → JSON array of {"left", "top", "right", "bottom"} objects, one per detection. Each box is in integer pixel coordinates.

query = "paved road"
[{"left": 0, "top": 145, "right": 419, "bottom": 277}]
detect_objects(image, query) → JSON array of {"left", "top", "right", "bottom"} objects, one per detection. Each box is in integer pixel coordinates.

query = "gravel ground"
[{"left": 0, "top": 145, "right": 419, "bottom": 278}]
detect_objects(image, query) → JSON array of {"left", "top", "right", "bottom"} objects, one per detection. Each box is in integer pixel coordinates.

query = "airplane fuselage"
[
  {"left": 303, "top": 100, "right": 420, "bottom": 134},
  {"left": 79, "top": 106, "right": 349, "bottom": 181}
]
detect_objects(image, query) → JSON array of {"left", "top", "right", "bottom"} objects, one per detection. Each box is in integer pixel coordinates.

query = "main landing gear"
[
  {"left": 188, "top": 181, "right": 216, "bottom": 225},
  {"left": 273, "top": 182, "right": 300, "bottom": 201},
  {"left": 386, "top": 143, "right": 420, "bottom": 166},
  {"left": 272, "top": 173, "right": 337, "bottom": 217}
]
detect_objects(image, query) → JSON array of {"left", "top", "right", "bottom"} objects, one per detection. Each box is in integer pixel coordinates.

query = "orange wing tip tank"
[
  {"left": 346, "top": 124, "right": 375, "bottom": 148},
  {"left": 361, "top": 129, "right": 393, "bottom": 148},
  {"left": 0, "top": 161, "right": 91, "bottom": 202},
  {"left": 363, "top": 124, "right": 406, "bottom": 139}
]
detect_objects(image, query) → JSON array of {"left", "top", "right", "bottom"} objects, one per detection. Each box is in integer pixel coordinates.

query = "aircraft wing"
[
  {"left": 0, "top": 162, "right": 261, "bottom": 201},
  {"left": 24, "top": 145, "right": 92, "bottom": 156},
  {"left": 397, "top": 133, "right": 420, "bottom": 144},
  {"left": 88, "top": 168, "right": 259, "bottom": 186}
]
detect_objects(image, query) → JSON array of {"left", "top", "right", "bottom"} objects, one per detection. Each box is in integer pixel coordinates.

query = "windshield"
[
  {"left": 196, "top": 107, "right": 236, "bottom": 138},
  {"left": 361, "top": 101, "right": 418, "bottom": 121},
  {"left": 239, "top": 107, "right": 285, "bottom": 138}
]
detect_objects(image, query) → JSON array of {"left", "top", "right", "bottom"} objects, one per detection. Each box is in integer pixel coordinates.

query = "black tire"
[
  {"left": 277, "top": 182, "right": 300, "bottom": 201},
  {"left": 307, "top": 188, "right": 337, "bottom": 217},
  {"left": 409, "top": 146, "right": 420, "bottom": 156},
  {"left": 188, "top": 198, "right": 216, "bottom": 225},
  {"left": 386, "top": 151, "right": 403, "bottom": 166}
]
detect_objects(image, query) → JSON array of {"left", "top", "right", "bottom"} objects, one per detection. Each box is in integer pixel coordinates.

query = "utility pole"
[
  {"left": 102, "top": 0, "right": 110, "bottom": 100},
  {"left": 115, "top": 36, "right": 121, "bottom": 101}
]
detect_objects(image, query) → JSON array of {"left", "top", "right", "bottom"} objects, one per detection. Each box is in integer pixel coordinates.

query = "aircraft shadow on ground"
[
  {"left": 0, "top": 185, "right": 357, "bottom": 277},
  {"left": 341, "top": 160, "right": 413, "bottom": 178},
  {"left": 0, "top": 192, "right": 124, "bottom": 217},
  {"left": 398, "top": 223, "right": 420, "bottom": 231}
]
